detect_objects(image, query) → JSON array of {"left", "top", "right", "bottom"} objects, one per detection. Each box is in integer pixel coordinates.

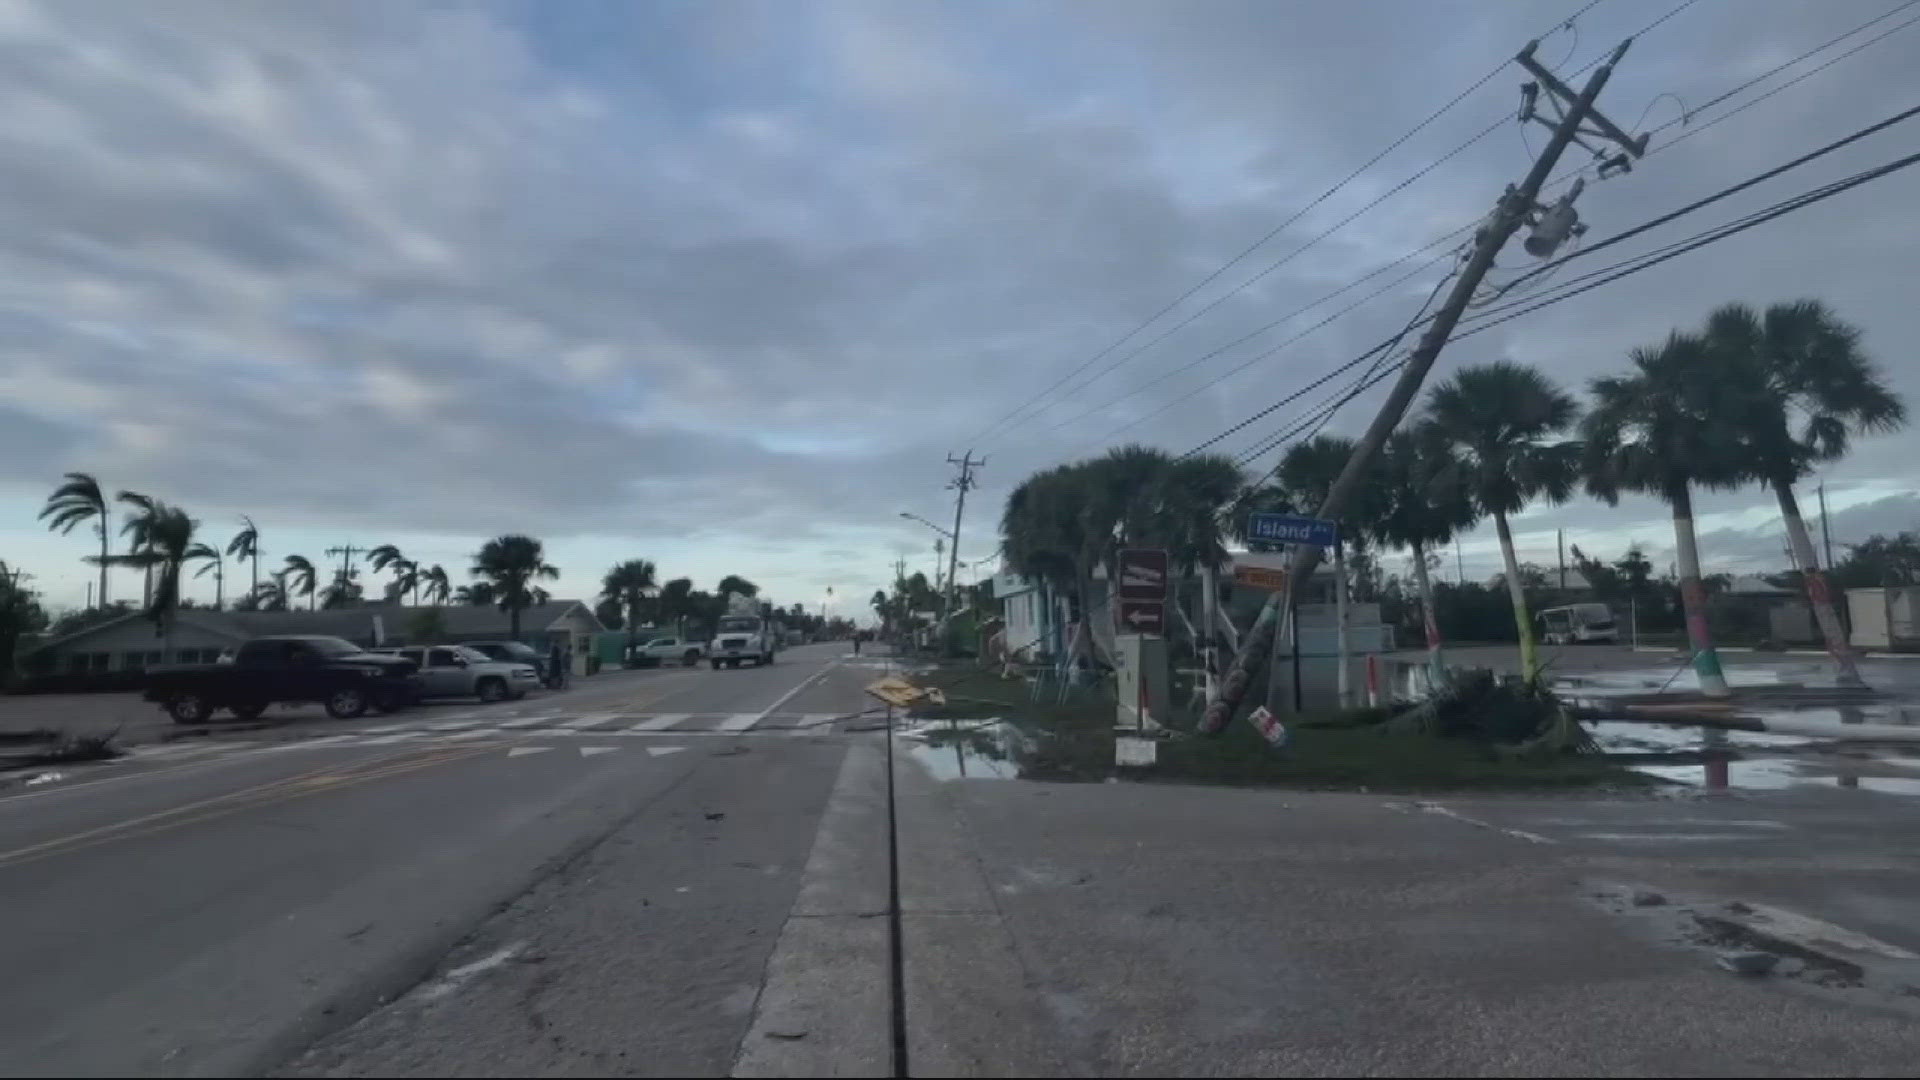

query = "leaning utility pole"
[
  {"left": 942, "top": 451, "right": 982, "bottom": 622},
  {"left": 324, "top": 544, "right": 364, "bottom": 603},
  {"left": 1203, "top": 37, "right": 1647, "bottom": 734}
]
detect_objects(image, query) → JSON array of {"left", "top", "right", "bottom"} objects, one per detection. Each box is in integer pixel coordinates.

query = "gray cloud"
[{"left": 1, "top": 0, "right": 1915, "bottom": 609}]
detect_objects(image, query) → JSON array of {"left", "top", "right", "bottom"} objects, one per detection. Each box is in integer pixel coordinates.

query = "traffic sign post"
[
  {"left": 1247, "top": 512, "right": 1339, "bottom": 548},
  {"left": 1117, "top": 548, "right": 1170, "bottom": 601}
]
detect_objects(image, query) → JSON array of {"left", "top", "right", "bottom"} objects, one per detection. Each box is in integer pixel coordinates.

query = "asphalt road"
[{"left": 0, "top": 643, "right": 885, "bottom": 1076}]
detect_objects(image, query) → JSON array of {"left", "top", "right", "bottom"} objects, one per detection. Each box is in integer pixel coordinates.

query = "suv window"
[
  {"left": 426, "top": 647, "right": 461, "bottom": 668},
  {"left": 648, "top": 638, "right": 676, "bottom": 647}
]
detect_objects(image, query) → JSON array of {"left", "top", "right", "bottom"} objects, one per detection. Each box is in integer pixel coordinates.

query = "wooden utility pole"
[
  {"left": 942, "top": 451, "right": 982, "bottom": 624},
  {"left": 1203, "top": 36, "right": 1647, "bottom": 733}
]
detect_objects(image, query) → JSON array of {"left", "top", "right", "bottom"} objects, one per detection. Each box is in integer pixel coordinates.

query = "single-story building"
[
  {"left": 22, "top": 601, "right": 606, "bottom": 679},
  {"left": 1848, "top": 586, "right": 1920, "bottom": 650}
]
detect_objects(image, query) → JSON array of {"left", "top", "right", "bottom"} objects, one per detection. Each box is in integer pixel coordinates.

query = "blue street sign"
[{"left": 1247, "top": 512, "right": 1339, "bottom": 547}]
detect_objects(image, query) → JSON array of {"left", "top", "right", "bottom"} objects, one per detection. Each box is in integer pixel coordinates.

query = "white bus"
[{"left": 1536, "top": 602, "right": 1618, "bottom": 645}]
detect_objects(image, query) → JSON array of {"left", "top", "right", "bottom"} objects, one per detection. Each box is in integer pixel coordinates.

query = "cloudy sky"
[{"left": 1, "top": 0, "right": 1916, "bottom": 617}]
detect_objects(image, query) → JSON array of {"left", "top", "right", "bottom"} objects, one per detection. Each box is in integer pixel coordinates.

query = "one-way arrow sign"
[{"left": 1118, "top": 599, "right": 1165, "bottom": 634}]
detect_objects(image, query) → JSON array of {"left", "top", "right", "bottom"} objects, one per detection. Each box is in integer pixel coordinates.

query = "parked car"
[
  {"left": 373, "top": 645, "right": 540, "bottom": 702},
  {"left": 630, "top": 635, "right": 705, "bottom": 667},
  {"left": 465, "top": 640, "right": 550, "bottom": 680},
  {"left": 143, "top": 635, "right": 422, "bottom": 723}
]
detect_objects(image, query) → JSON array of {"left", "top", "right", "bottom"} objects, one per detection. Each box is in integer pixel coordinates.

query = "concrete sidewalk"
[{"left": 897, "top": 765, "right": 1920, "bottom": 1076}]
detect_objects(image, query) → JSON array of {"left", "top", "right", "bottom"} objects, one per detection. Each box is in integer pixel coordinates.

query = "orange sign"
[{"left": 1234, "top": 565, "right": 1289, "bottom": 591}]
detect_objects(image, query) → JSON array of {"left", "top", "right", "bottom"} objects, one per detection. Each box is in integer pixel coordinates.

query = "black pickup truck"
[{"left": 143, "top": 635, "right": 423, "bottom": 723}]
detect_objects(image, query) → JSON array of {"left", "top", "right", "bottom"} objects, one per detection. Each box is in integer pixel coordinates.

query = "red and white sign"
[
  {"left": 1118, "top": 599, "right": 1165, "bottom": 635},
  {"left": 1117, "top": 548, "right": 1170, "bottom": 601},
  {"left": 1248, "top": 705, "right": 1289, "bottom": 748}
]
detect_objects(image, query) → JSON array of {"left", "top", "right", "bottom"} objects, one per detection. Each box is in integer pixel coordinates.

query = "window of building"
[{"left": 66, "top": 654, "right": 89, "bottom": 674}]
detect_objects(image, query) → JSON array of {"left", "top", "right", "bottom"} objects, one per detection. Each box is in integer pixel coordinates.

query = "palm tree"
[
  {"left": 471, "top": 534, "right": 559, "bottom": 640},
  {"left": 367, "top": 544, "right": 405, "bottom": 574},
  {"left": 226, "top": 517, "right": 262, "bottom": 600},
  {"left": 39, "top": 472, "right": 111, "bottom": 609},
  {"left": 1426, "top": 361, "right": 1581, "bottom": 682},
  {"left": 1703, "top": 300, "right": 1907, "bottom": 685},
  {"left": 283, "top": 554, "right": 319, "bottom": 611},
  {"left": 109, "top": 498, "right": 199, "bottom": 662},
  {"left": 246, "top": 571, "right": 290, "bottom": 612},
  {"left": 454, "top": 582, "right": 496, "bottom": 606},
  {"left": 717, "top": 575, "right": 759, "bottom": 605},
  {"left": 115, "top": 491, "right": 163, "bottom": 607},
  {"left": 602, "top": 559, "right": 659, "bottom": 661},
  {"left": 385, "top": 559, "right": 420, "bottom": 604},
  {"left": 422, "top": 564, "right": 451, "bottom": 605},
  {"left": 186, "top": 541, "right": 224, "bottom": 609},
  {"left": 657, "top": 577, "right": 694, "bottom": 638},
  {"left": 1371, "top": 421, "right": 1479, "bottom": 678},
  {"left": 1583, "top": 332, "right": 1747, "bottom": 697}
]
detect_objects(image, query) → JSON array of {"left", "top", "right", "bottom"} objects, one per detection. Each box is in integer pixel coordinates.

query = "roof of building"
[{"left": 26, "top": 600, "right": 603, "bottom": 654}]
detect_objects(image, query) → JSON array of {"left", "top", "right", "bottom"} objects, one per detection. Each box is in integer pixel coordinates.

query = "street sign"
[
  {"left": 1234, "top": 564, "right": 1289, "bottom": 591},
  {"left": 1116, "top": 548, "right": 1170, "bottom": 601},
  {"left": 1117, "top": 599, "right": 1165, "bottom": 634},
  {"left": 1247, "top": 512, "right": 1339, "bottom": 548},
  {"left": 1248, "top": 705, "right": 1289, "bottom": 748}
]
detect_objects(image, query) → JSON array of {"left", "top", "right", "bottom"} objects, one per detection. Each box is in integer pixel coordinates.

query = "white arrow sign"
[{"left": 1124, "top": 607, "right": 1160, "bottom": 628}]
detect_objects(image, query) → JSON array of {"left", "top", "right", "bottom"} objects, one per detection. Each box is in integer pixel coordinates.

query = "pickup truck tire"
[
  {"left": 325, "top": 687, "right": 370, "bottom": 719},
  {"left": 228, "top": 701, "right": 268, "bottom": 721},
  {"left": 167, "top": 694, "right": 214, "bottom": 724},
  {"left": 476, "top": 677, "right": 508, "bottom": 703},
  {"left": 683, "top": 650, "right": 700, "bottom": 666}
]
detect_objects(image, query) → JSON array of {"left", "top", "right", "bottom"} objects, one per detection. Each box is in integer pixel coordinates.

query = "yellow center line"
[{"left": 0, "top": 743, "right": 502, "bottom": 870}]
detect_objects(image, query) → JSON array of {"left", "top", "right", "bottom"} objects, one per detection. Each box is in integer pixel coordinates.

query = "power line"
[
  {"left": 1199, "top": 130, "right": 1920, "bottom": 475},
  {"left": 966, "top": 1, "right": 1609, "bottom": 446},
  {"left": 1039, "top": 7, "right": 1731, "bottom": 449},
  {"left": 1058, "top": 243, "right": 1463, "bottom": 441}
]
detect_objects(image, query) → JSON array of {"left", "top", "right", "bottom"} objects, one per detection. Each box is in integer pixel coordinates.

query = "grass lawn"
[{"left": 905, "top": 663, "right": 1647, "bottom": 793}]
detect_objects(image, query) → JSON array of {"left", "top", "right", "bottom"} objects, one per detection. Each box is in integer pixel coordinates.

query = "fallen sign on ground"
[
  {"left": 1248, "top": 705, "right": 1289, "bottom": 748},
  {"left": 865, "top": 676, "right": 929, "bottom": 709}
]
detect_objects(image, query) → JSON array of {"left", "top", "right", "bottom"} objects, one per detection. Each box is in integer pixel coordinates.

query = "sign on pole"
[
  {"left": 1117, "top": 599, "right": 1165, "bottom": 634},
  {"left": 1116, "top": 548, "right": 1168, "bottom": 636},
  {"left": 1117, "top": 549, "right": 1169, "bottom": 600},
  {"left": 1247, "top": 512, "right": 1339, "bottom": 548}
]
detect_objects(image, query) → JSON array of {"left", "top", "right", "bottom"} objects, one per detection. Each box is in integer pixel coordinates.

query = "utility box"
[{"left": 1113, "top": 633, "right": 1170, "bottom": 730}]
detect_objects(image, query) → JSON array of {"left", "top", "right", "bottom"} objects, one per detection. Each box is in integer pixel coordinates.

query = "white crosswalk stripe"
[
  {"left": 495, "top": 716, "right": 556, "bottom": 729},
  {"left": 627, "top": 713, "right": 689, "bottom": 731},
  {"left": 557, "top": 713, "right": 619, "bottom": 730},
  {"left": 716, "top": 713, "right": 761, "bottom": 732}
]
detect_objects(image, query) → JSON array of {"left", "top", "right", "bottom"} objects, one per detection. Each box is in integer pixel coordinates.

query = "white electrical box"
[{"left": 1113, "top": 633, "right": 1170, "bottom": 731}]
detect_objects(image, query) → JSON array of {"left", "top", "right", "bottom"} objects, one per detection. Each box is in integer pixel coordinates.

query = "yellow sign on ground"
[{"left": 865, "top": 676, "right": 925, "bottom": 708}]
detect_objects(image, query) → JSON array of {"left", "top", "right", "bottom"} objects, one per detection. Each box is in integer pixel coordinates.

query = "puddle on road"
[
  {"left": 900, "top": 719, "right": 1024, "bottom": 780},
  {"left": 1587, "top": 710, "right": 1920, "bottom": 796}
]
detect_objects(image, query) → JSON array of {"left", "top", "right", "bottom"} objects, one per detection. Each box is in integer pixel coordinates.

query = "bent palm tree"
[
  {"left": 186, "top": 541, "right": 224, "bottom": 609},
  {"left": 39, "top": 472, "right": 111, "bottom": 609},
  {"left": 602, "top": 559, "right": 659, "bottom": 661},
  {"left": 1703, "top": 300, "right": 1907, "bottom": 686},
  {"left": 1371, "top": 421, "right": 1478, "bottom": 680},
  {"left": 422, "top": 564, "right": 451, "bottom": 605},
  {"left": 284, "top": 554, "right": 319, "bottom": 611},
  {"left": 471, "top": 535, "right": 559, "bottom": 640},
  {"left": 110, "top": 498, "right": 199, "bottom": 662},
  {"left": 227, "top": 517, "right": 262, "bottom": 600},
  {"left": 1426, "top": 361, "right": 1581, "bottom": 682},
  {"left": 1583, "top": 332, "right": 1746, "bottom": 697}
]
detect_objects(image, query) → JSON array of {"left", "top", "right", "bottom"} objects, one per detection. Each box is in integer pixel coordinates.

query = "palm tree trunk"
[
  {"left": 510, "top": 605, "right": 523, "bottom": 642},
  {"left": 1410, "top": 539, "right": 1445, "bottom": 684},
  {"left": 626, "top": 597, "right": 638, "bottom": 664},
  {"left": 1772, "top": 478, "right": 1864, "bottom": 686},
  {"left": 214, "top": 559, "right": 224, "bottom": 610},
  {"left": 98, "top": 522, "right": 109, "bottom": 610},
  {"left": 1667, "top": 482, "right": 1732, "bottom": 698},
  {"left": 1492, "top": 510, "right": 1540, "bottom": 682},
  {"left": 250, "top": 552, "right": 259, "bottom": 599}
]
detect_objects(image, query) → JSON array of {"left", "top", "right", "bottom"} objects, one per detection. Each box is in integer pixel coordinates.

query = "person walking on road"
[
  {"left": 547, "top": 641, "right": 568, "bottom": 690},
  {"left": 853, "top": 631, "right": 862, "bottom": 656}
]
